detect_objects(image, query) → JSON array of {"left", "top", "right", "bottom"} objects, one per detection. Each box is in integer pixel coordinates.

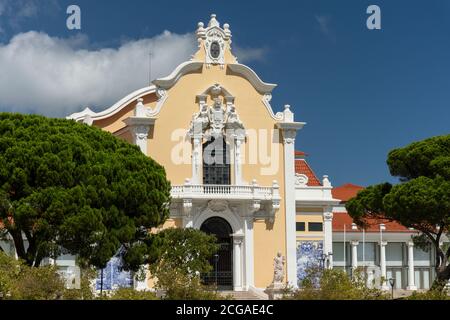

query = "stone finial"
[
  {"left": 196, "top": 22, "right": 206, "bottom": 39},
  {"left": 208, "top": 14, "right": 220, "bottom": 27},
  {"left": 322, "top": 174, "right": 331, "bottom": 187},
  {"left": 223, "top": 23, "right": 231, "bottom": 38},
  {"left": 283, "top": 104, "right": 294, "bottom": 122}
]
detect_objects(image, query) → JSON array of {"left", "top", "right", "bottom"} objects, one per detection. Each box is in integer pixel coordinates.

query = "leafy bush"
[
  {"left": 0, "top": 252, "right": 65, "bottom": 300},
  {"left": 0, "top": 251, "right": 23, "bottom": 299},
  {"left": 286, "top": 267, "right": 388, "bottom": 300},
  {"left": 150, "top": 228, "right": 222, "bottom": 300},
  {"left": 107, "top": 288, "right": 158, "bottom": 300},
  {"left": 407, "top": 290, "right": 450, "bottom": 300},
  {"left": 12, "top": 265, "right": 65, "bottom": 300},
  {"left": 155, "top": 271, "right": 220, "bottom": 300}
]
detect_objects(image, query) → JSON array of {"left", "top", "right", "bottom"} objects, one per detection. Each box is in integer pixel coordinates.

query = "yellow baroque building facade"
[{"left": 69, "top": 14, "right": 339, "bottom": 293}]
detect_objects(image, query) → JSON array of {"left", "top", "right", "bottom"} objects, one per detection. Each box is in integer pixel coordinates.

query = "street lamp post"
[
  {"left": 379, "top": 223, "right": 387, "bottom": 290},
  {"left": 214, "top": 253, "right": 219, "bottom": 292},
  {"left": 389, "top": 278, "right": 395, "bottom": 299},
  {"left": 100, "top": 268, "right": 104, "bottom": 297}
]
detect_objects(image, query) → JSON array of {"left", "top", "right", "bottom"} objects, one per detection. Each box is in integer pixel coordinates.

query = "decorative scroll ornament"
[
  {"left": 281, "top": 128, "right": 297, "bottom": 144},
  {"left": 323, "top": 211, "right": 334, "bottom": 222},
  {"left": 294, "top": 173, "right": 309, "bottom": 186}
]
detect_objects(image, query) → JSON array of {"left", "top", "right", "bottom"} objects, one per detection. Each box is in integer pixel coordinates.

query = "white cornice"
[
  {"left": 227, "top": 63, "right": 277, "bottom": 94},
  {"left": 276, "top": 122, "right": 306, "bottom": 131},
  {"left": 296, "top": 199, "right": 341, "bottom": 207},
  {"left": 67, "top": 86, "right": 156, "bottom": 122},
  {"left": 152, "top": 61, "right": 203, "bottom": 89}
]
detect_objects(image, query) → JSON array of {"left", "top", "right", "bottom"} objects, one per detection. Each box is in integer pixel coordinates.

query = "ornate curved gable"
[{"left": 67, "top": 14, "right": 281, "bottom": 125}]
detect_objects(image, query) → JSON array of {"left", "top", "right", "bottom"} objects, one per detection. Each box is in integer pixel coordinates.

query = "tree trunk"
[
  {"left": 431, "top": 258, "right": 450, "bottom": 291},
  {"left": 10, "top": 230, "right": 26, "bottom": 260}
]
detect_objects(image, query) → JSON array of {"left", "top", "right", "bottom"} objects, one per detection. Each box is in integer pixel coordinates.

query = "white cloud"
[
  {"left": 315, "top": 15, "right": 336, "bottom": 43},
  {"left": 0, "top": 0, "right": 59, "bottom": 36},
  {"left": 234, "top": 46, "right": 268, "bottom": 63},
  {"left": 0, "top": 31, "right": 198, "bottom": 117},
  {"left": 0, "top": 30, "right": 268, "bottom": 117},
  {"left": 315, "top": 15, "right": 331, "bottom": 36},
  {"left": 16, "top": 0, "right": 38, "bottom": 18}
]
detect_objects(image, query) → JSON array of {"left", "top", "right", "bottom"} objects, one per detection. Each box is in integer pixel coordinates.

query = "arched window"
[{"left": 203, "top": 137, "right": 230, "bottom": 185}]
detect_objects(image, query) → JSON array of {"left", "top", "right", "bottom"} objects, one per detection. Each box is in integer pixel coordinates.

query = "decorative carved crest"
[
  {"left": 196, "top": 14, "right": 232, "bottom": 67},
  {"left": 207, "top": 199, "right": 229, "bottom": 212},
  {"left": 188, "top": 84, "right": 244, "bottom": 138}
]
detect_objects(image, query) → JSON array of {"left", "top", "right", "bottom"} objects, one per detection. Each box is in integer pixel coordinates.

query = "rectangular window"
[
  {"left": 357, "top": 242, "right": 376, "bottom": 263},
  {"left": 296, "top": 222, "right": 305, "bottom": 231},
  {"left": 414, "top": 246, "right": 431, "bottom": 263},
  {"left": 308, "top": 222, "right": 323, "bottom": 232},
  {"left": 332, "top": 242, "right": 345, "bottom": 262},
  {"left": 386, "top": 242, "right": 404, "bottom": 264}
]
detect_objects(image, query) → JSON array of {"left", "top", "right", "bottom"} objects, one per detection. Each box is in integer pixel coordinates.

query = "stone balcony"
[
  {"left": 171, "top": 181, "right": 277, "bottom": 200},
  {"left": 170, "top": 179, "right": 281, "bottom": 221}
]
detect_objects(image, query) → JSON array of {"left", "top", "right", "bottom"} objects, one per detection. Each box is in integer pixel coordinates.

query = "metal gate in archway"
[{"left": 200, "top": 217, "right": 233, "bottom": 290}]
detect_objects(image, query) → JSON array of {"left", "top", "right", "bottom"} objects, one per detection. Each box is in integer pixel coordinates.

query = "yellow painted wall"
[{"left": 296, "top": 212, "right": 324, "bottom": 243}]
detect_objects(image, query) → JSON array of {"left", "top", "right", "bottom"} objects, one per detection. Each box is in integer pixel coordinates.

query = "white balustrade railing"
[{"left": 170, "top": 184, "right": 276, "bottom": 200}]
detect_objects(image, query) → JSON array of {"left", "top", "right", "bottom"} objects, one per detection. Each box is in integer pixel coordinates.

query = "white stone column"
[
  {"left": 243, "top": 216, "right": 254, "bottom": 290},
  {"left": 233, "top": 235, "right": 244, "bottom": 291},
  {"left": 351, "top": 240, "right": 359, "bottom": 270},
  {"left": 323, "top": 209, "right": 333, "bottom": 269},
  {"left": 277, "top": 105, "right": 305, "bottom": 288},
  {"left": 191, "top": 134, "right": 203, "bottom": 184},
  {"left": 407, "top": 241, "right": 417, "bottom": 290},
  {"left": 233, "top": 134, "right": 245, "bottom": 185},
  {"left": 281, "top": 128, "right": 297, "bottom": 287},
  {"left": 379, "top": 241, "right": 389, "bottom": 290}
]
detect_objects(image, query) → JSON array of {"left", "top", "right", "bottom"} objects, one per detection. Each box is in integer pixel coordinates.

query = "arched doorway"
[{"left": 200, "top": 217, "right": 233, "bottom": 290}]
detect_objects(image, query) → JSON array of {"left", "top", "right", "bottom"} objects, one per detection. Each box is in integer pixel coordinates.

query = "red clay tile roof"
[
  {"left": 332, "top": 183, "right": 412, "bottom": 232},
  {"left": 332, "top": 183, "right": 364, "bottom": 203},
  {"left": 295, "top": 159, "right": 322, "bottom": 186},
  {"left": 295, "top": 150, "right": 307, "bottom": 157},
  {"left": 332, "top": 212, "right": 413, "bottom": 233}
]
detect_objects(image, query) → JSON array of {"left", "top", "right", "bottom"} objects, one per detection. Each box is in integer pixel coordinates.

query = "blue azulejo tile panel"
[
  {"left": 95, "top": 251, "right": 134, "bottom": 291},
  {"left": 296, "top": 241, "right": 323, "bottom": 285}
]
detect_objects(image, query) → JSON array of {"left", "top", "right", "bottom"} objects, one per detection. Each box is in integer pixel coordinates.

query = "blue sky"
[{"left": 0, "top": 0, "right": 449, "bottom": 187}]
